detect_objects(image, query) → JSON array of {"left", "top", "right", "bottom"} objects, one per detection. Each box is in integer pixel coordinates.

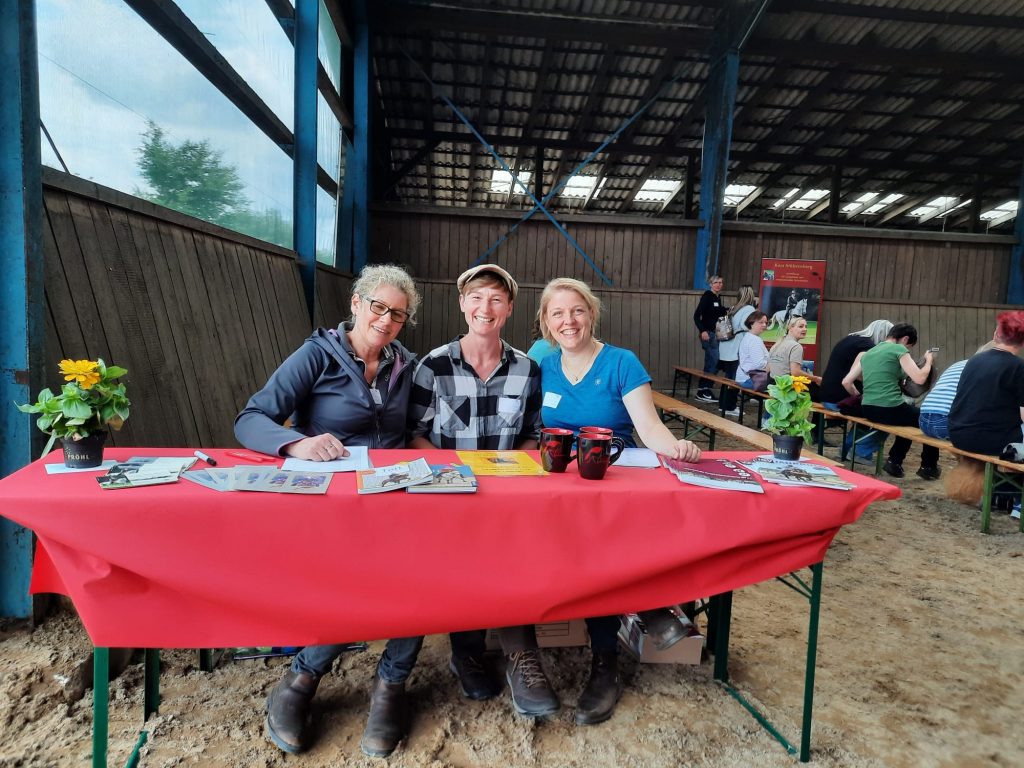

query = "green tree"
[{"left": 135, "top": 121, "right": 248, "bottom": 224}]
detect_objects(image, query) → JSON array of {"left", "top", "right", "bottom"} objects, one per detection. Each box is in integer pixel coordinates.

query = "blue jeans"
[
  {"left": 919, "top": 412, "right": 949, "bottom": 440},
  {"left": 699, "top": 338, "right": 720, "bottom": 391},
  {"left": 822, "top": 402, "right": 882, "bottom": 459},
  {"left": 292, "top": 630, "right": 485, "bottom": 683}
]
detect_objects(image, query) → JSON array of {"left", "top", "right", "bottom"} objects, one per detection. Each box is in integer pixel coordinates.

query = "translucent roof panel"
[
  {"left": 489, "top": 169, "right": 532, "bottom": 195},
  {"left": 635, "top": 178, "right": 681, "bottom": 203},
  {"left": 723, "top": 184, "right": 757, "bottom": 206}
]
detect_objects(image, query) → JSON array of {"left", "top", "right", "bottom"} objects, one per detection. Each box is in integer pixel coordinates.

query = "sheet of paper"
[
  {"left": 45, "top": 460, "right": 117, "bottom": 474},
  {"left": 616, "top": 448, "right": 661, "bottom": 468},
  {"left": 282, "top": 446, "right": 370, "bottom": 473}
]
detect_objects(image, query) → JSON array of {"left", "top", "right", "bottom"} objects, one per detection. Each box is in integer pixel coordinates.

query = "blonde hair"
[
  {"left": 538, "top": 278, "right": 602, "bottom": 346},
  {"left": 731, "top": 285, "right": 757, "bottom": 314},
  {"left": 350, "top": 264, "right": 421, "bottom": 326},
  {"left": 787, "top": 316, "right": 807, "bottom": 332}
]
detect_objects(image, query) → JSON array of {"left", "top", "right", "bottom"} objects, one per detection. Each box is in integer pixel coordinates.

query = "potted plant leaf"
[
  {"left": 762, "top": 374, "right": 813, "bottom": 461},
  {"left": 16, "top": 358, "right": 130, "bottom": 468}
]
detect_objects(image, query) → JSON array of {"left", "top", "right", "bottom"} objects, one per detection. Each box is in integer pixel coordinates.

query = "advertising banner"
[{"left": 758, "top": 259, "right": 827, "bottom": 369}]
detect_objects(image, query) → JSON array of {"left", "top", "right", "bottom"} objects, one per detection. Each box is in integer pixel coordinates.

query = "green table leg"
[
  {"left": 144, "top": 649, "right": 160, "bottom": 718},
  {"left": 710, "top": 591, "right": 732, "bottom": 683},
  {"left": 93, "top": 648, "right": 109, "bottom": 768},
  {"left": 981, "top": 463, "right": 994, "bottom": 534},
  {"left": 800, "top": 562, "right": 824, "bottom": 763}
]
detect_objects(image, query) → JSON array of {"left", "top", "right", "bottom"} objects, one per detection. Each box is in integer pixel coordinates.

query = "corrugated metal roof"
[{"left": 373, "top": 0, "right": 1023, "bottom": 229}]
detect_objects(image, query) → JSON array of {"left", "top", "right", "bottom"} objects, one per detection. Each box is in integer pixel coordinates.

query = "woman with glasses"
[{"left": 233, "top": 263, "right": 420, "bottom": 756}]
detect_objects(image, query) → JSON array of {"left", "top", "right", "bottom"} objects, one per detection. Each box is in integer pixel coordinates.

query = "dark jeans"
[
  {"left": 699, "top": 337, "right": 721, "bottom": 392},
  {"left": 862, "top": 402, "right": 938, "bottom": 469},
  {"left": 718, "top": 360, "right": 739, "bottom": 411},
  {"left": 293, "top": 629, "right": 486, "bottom": 683}
]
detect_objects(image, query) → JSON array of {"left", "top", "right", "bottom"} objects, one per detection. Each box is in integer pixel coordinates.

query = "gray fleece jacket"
[{"left": 233, "top": 325, "right": 416, "bottom": 455}]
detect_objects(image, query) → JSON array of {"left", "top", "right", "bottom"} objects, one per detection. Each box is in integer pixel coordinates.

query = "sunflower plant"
[
  {"left": 16, "top": 358, "right": 130, "bottom": 456},
  {"left": 763, "top": 374, "right": 814, "bottom": 440}
]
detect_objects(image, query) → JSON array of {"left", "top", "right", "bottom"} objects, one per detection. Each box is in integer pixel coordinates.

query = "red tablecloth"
[{"left": 0, "top": 448, "right": 899, "bottom": 647}]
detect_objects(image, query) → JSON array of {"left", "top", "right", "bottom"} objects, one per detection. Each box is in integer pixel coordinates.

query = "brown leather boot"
[
  {"left": 266, "top": 669, "right": 320, "bottom": 753},
  {"left": 360, "top": 675, "right": 408, "bottom": 757},
  {"left": 575, "top": 651, "right": 620, "bottom": 725}
]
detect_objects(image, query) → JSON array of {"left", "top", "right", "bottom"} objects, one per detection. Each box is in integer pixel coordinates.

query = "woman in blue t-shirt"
[{"left": 533, "top": 277, "right": 701, "bottom": 727}]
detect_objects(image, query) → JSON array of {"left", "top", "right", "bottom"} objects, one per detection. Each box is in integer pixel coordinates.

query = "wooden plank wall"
[
  {"left": 42, "top": 171, "right": 314, "bottom": 448},
  {"left": 371, "top": 206, "right": 1019, "bottom": 390}
]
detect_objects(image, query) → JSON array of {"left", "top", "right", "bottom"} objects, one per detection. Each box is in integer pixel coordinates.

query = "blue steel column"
[
  {"left": 294, "top": 0, "right": 318, "bottom": 325},
  {"left": 0, "top": 0, "right": 43, "bottom": 618},
  {"left": 1007, "top": 160, "right": 1024, "bottom": 305},
  {"left": 692, "top": 37, "right": 739, "bottom": 288},
  {"left": 351, "top": 0, "right": 370, "bottom": 271}
]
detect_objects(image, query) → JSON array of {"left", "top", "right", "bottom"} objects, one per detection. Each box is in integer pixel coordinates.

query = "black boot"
[
  {"left": 360, "top": 675, "right": 408, "bottom": 757},
  {"left": 266, "top": 669, "right": 320, "bottom": 753},
  {"left": 575, "top": 651, "right": 620, "bottom": 726}
]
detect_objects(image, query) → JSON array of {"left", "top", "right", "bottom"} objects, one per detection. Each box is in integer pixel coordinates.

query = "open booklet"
[
  {"left": 660, "top": 457, "right": 765, "bottom": 493},
  {"left": 183, "top": 466, "right": 332, "bottom": 494},
  {"left": 356, "top": 458, "right": 434, "bottom": 494},
  {"left": 406, "top": 463, "right": 478, "bottom": 493},
  {"left": 97, "top": 456, "right": 197, "bottom": 490},
  {"left": 740, "top": 456, "right": 855, "bottom": 491}
]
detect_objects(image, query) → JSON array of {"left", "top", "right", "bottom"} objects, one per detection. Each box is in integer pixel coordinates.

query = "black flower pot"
[
  {"left": 772, "top": 434, "right": 803, "bottom": 462},
  {"left": 62, "top": 432, "right": 107, "bottom": 468}
]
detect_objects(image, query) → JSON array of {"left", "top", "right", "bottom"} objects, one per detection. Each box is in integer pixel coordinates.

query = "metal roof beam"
[
  {"left": 774, "top": 0, "right": 1024, "bottom": 30},
  {"left": 504, "top": 42, "right": 556, "bottom": 207}
]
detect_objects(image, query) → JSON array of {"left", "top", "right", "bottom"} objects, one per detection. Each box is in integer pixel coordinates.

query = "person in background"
[
  {"left": 234, "top": 264, "right": 420, "bottom": 757},
  {"left": 919, "top": 342, "right": 996, "bottom": 439},
  {"left": 768, "top": 317, "right": 822, "bottom": 387},
  {"left": 716, "top": 285, "right": 758, "bottom": 417},
  {"left": 537, "top": 277, "right": 702, "bottom": 727},
  {"left": 405, "top": 264, "right": 547, "bottom": 741},
  {"left": 842, "top": 323, "right": 938, "bottom": 480},
  {"left": 819, "top": 320, "right": 893, "bottom": 460},
  {"left": 692, "top": 275, "right": 727, "bottom": 403},
  {"left": 735, "top": 311, "right": 769, "bottom": 388},
  {"left": 948, "top": 311, "right": 1024, "bottom": 512}
]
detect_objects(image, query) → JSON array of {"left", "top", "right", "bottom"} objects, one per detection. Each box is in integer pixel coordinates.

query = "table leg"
[
  {"left": 93, "top": 648, "right": 109, "bottom": 768},
  {"left": 981, "top": 463, "right": 994, "bottom": 534},
  {"left": 800, "top": 561, "right": 824, "bottom": 763},
  {"left": 144, "top": 649, "right": 160, "bottom": 718},
  {"left": 710, "top": 591, "right": 732, "bottom": 683}
]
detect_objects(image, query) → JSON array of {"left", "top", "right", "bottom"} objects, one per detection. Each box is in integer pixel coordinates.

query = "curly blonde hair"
[{"left": 350, "top": 264, "right": 421, "bottom": 326}]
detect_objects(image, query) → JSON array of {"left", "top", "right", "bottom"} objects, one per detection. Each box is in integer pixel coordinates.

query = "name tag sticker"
[
  {"left": 497, "top": 396, "right": 520, "bottom": 414},
  {"left": 543, "top": 392, "right": 562, "bottom": 409},
  {"left": 370, "top": 389, "right": 383, "bottom": 405}
]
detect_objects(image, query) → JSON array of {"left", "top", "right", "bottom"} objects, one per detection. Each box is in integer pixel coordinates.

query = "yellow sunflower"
[
  {"left": 59, "top": 359, "right": 101, "bottom": 390},
  {"left": 791, "top": 375, "right": 812, "bottom": 394}
]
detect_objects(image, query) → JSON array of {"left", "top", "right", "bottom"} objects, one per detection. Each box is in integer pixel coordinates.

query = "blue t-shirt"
[
  {"left": 539, "top": 344, "right": 652, "bottom": 447},
  {"left": 526, "top": 338, "right": 557, "bottom": 363}
]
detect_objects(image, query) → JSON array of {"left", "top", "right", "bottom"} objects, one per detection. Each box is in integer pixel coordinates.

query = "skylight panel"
[
  {"left": 489, "top": 169, "right": 532, "bottom": 195},
  {"left": 786, "top": 189, "right": 828, "bottom": 211},
  {"left": 853, "top": 193, "right": 904, "bottom": 216},
  {"left": 723, "top": 184, "right": 757, "bottom": 206},
  {"left": 635, "top": 178, "right": 682, "bottom": 203},
  {"left": 772, "top": 187, "right": 800, "bottom": 209},
  {"left": 980, "top": 200, "right": 1019, "bottom": 220},
  {"left": 934, "top": 199, "right": 972, "bottom": 218},
  {"left": 559, "top": 175, "right": 598, "bottom": 198},
  {"left": 910, "top": 196, "right": 958, "bottom": 217}
]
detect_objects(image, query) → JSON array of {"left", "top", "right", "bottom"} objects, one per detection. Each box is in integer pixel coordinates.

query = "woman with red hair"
[{"left": 948, "top": 311, "right": 1024, "bottom": 457}]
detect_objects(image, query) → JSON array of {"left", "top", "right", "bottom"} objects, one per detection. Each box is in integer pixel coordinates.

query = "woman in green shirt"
[{"left": 842, "top": 323, "right": 938, "bottom": 479}]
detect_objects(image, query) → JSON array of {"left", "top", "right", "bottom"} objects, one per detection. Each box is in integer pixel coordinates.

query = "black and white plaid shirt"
[{"left": 407, "top": 337, "right": 542, "bottom": 449}]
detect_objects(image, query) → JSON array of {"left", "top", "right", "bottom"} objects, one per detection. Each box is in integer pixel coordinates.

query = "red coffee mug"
[
  {"left": 574, "top": 433, "right": 625, "bottom": 480},
  {"left": 579, "top": 426, "right": 613, "bottom": 437},
  {"left": 540, "top": 428, "right": 574, "bottom": 473}
]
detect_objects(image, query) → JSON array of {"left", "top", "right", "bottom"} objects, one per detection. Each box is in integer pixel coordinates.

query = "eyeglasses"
[{"left": 365, "top": 298, "right": 410, "bottom": 324}]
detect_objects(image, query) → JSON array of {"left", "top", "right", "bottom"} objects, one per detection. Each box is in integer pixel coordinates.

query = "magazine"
[
  {"left": 660, "top": 457, "right": 765, "bottom": 493},
  {"left": 740, "top": 456, "right": 855, "bottom": 491},
  {"left": 97, "top": 456, "right": 197, "bottom": 490},
  {"left": 456, "top": 450, "right": 545, "bottom": 476},
  {"left": 183, "top": 466, "right": 332, "bottom": 494},
  {"left": 356, "top": 458, "right": 433, "bottom": 494},
  {"left": 407, "top": 463, "right": 478, "bottom": 494}
]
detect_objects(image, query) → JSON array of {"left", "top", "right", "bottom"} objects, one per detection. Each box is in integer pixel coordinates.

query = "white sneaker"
[
  {"left": 1012, "top": 503, "right": 1021, "bottom": 520},
  {"left": 723, "top": 408, "right": 741, "bottom": 418},
  {"left": 695, "top": 392, "right": 715, "bottom": 403}
]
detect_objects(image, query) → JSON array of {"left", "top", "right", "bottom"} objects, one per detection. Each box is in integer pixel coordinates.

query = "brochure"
[
  {"left": 407, "top": 463, "right": 478, "bottom": 493},
  {"left": 740, "top": 456, "right": 854, "bottom": 491},
  {"left": 660, "top": 457, "right": 765, "bottom": 493},
  {"left": 281, "top": 446, "right": 370, "bottom": 473},
  {"left": 356, "top": 458, "right": 433, "bottom": 494},
  {"left": 183, "top": 466, "right": 332, "bottom": 494},
  {"left": 456, "top": 450, "right": 545, "bottom": 476},
  {"left": 96, "top": 456, "right": 197, "bottom": 490}
]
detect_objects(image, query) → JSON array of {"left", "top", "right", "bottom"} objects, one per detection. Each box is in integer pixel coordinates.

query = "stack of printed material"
[
  {"left": 97, "top": 456, "right": 197, "bottom": 489},
  {"left": 739, "top": 456, "right": 855, "bottom": 491},
  {"left": 406, "top": 463, "right": 478, "bottom": 494},
  {"left": 660, "top": 457, "right": 765, "bottom": 493},
  {"left": 355, "top": 458, "right": 433, "bottom": 494},
  {"left": 183, "top": 466, "right": 332, "bottom": 494}
]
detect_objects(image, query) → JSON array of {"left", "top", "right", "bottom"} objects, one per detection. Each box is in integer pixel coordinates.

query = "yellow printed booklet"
[{"left": 456, "top": 450, "right": 545, "bottom": 476}]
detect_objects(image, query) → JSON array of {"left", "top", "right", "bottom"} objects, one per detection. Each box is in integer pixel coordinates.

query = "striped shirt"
[
  {"left": 920, "top": 360, "right": 967, "bottom": 415},
  {"left": 407, "top": 337, "right": 542, "bottom": 449}
]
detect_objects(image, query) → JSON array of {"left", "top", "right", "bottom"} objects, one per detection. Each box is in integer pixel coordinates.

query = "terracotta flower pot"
[
  {"left": 62, "top": 432, "right": 107, "bottom": 468},
  {"left": 771, "top": 434, "right": 803, "bottom": 462}
]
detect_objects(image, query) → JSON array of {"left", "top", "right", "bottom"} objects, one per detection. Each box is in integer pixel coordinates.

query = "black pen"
[{"left": 193, "top": 450, "right": 217, "bottom": 466}]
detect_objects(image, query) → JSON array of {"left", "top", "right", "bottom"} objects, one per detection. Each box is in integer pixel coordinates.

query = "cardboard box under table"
[
  {"left": 485, "top": 620, "right": 588, "bottom": 650},
  {"left": 618, "top": 612, "right": 704, "bottom": 665}
]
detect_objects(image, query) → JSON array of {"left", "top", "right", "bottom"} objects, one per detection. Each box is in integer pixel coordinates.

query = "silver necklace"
[{"left": 563, "top": 342, "right": 599, "bottom": 383}]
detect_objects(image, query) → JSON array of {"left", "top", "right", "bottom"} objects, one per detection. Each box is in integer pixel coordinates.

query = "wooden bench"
[
  {"left": 671, "top": 365, "right": 770, "bottom": 424},
  {"left": 652, "top": 391, "right": 839, "bottom": 465},
  {"left": 827, "top": 414, "right": 1024, "bottom": 533}
]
